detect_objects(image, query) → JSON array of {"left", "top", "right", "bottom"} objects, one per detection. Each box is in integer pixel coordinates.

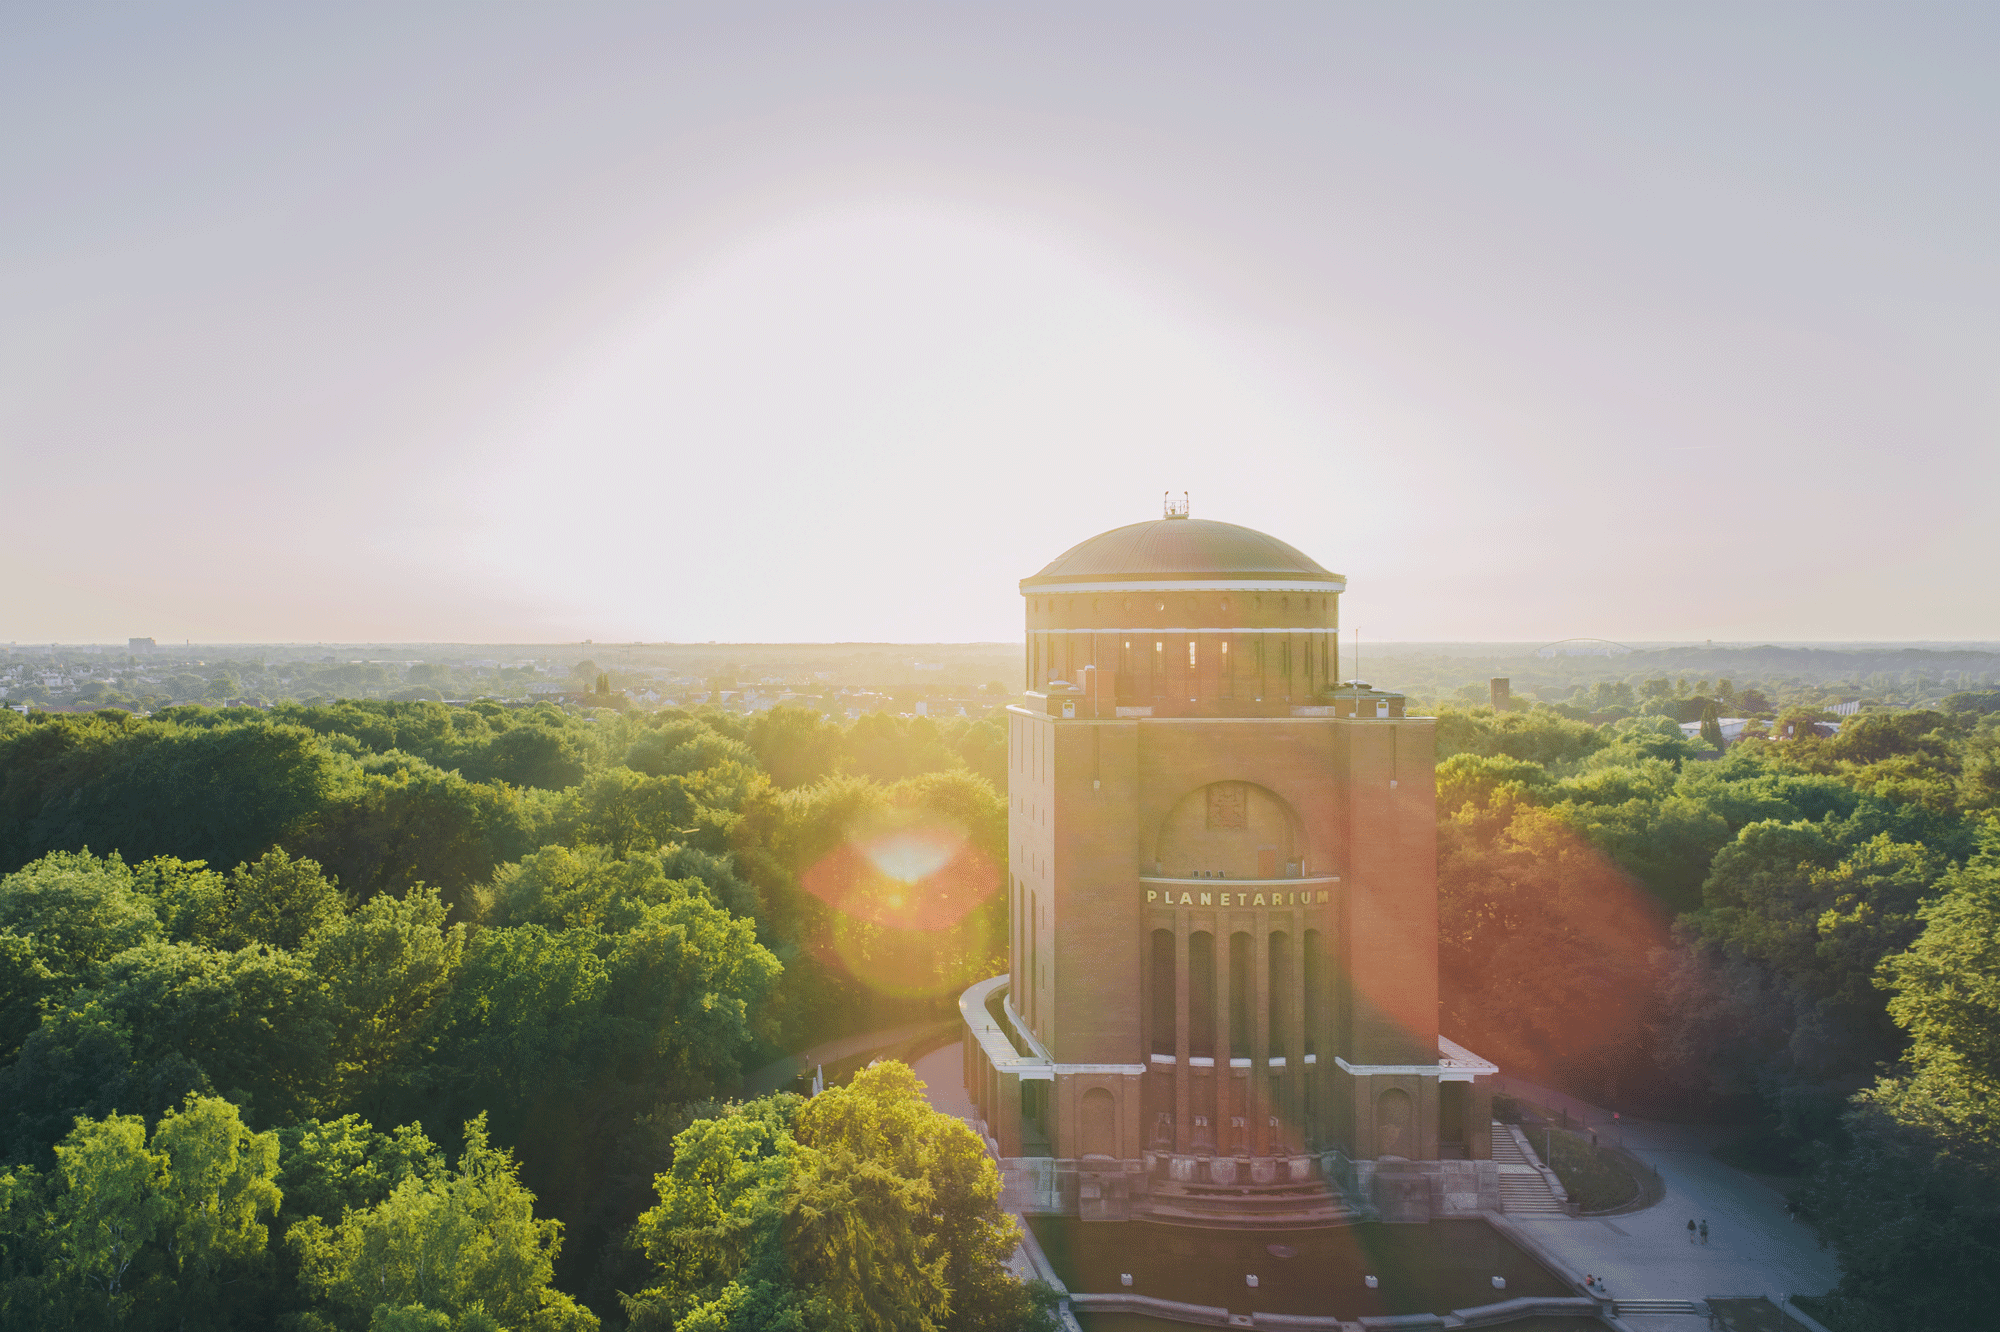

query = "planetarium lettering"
[{"left": 1146, "top": 888, "right": 1330, "bottom": 907}]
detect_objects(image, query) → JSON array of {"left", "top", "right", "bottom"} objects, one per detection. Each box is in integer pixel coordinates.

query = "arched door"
[
  {"left": 1080, "top": 1087, "right": 1117, "bottom": 1159},
  {"left": 1377, "top": 1087, "right": 1413, "bottom": 1158}
]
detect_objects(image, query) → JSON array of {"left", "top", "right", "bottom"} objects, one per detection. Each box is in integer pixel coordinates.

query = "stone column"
[
  {"left": 1287, "top": 923, "right": 1307, "bottom": 1150},
  {"left": 1174, "top": 922, "right": 1191, "bottom": 1155},
  {"left": 1252, "top": 926, "right": 1270, "bottom": 1155}
]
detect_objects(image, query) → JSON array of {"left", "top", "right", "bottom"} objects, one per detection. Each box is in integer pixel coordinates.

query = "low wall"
[{"left": 1069, "top": 1293, "right": 1232, "bottom": 1326}]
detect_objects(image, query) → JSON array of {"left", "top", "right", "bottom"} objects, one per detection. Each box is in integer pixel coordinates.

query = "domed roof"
[{"left": 1022, "top": 517, "right": 1344, "bottom": 591}]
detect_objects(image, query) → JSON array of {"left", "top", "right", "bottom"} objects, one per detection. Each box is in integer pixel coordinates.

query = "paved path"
[
  {"left": 912, "top": 1039, "right": 981, "bottom": 1125},
  {"left": 740, "top": 1020, "right": 954, "bottom": 1096},
  {"left": 1494, "top": 1075, "right": 1839, "bottom": 1313}
]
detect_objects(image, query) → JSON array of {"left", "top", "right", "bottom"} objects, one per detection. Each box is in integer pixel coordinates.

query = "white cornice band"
[
  {"left": 1335, "top": 1056, "right": 1445, "bottom": 1077},
  {"left": 1029, "top": 627, "right": 1338, "bottom": 635},
  {"left": 1022, "top": 579, "right": 1346, "bottom": 595}
]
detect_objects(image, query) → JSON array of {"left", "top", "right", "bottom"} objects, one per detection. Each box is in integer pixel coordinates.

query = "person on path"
[
  {"left": 1700, "top": 1219, "right": 1709, "bottom": 1245},
  {"left": 1688, "top": 1219, "right": 1698, "bottom": 1244}
]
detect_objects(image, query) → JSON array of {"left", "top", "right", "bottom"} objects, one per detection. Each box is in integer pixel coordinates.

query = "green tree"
[
  {"left": 744, "top": 708, "right": 844, "bottom": 789},
  {"left": 45, "top": 1111, "right": 164, "bottom": 1323},
  {"left": 622, "top": 1096, "right": 800, "bottom": 1332},
  {"left": 0, "top": 851, "right": 163, "bottom": 1068},
  {"left": 0, "top": 850, "right": 162, "bottom": 986},
  {"left": 290, "top": 1115, "right": 596, "bottom": 1331},
  {"left": 552, "top": 770, "right": 701, "bottom": 859},
  {"left": 227, "top": 848, "right": 346, "bottom": 952},
  {"left": 467, "top": 721, "right": 590, "bottom": 791},
  {"left": 625, "top": 722, "right": 756, "bottom": 782},
  {"left": 11, "top": 1096, "right": 280, "bottom": 1329},
  {"left": 0, "top": 999, "right": 158, "bottom": 1164},
  {"left": 0, "top": 715, "right": 342, "bottom": 877},
  {"left": 1801, "top": 849, "right": 2000, "bottom": 1330},
  {"left": 625, "top": 1065, "right": 1050, "bottom": 1332},
  {"left": 93, "top": 939, "right": 337, "bottom": 1123},
  {"left": 1700, "top": 700, "right": 1725, "bottom": 751},
  {"left": 485, "top": 844, "right": 706, "bottom": 931},
  {"left": 148, "top": 1096, "right": 283, "bottom": 1322},
  {"left": 424, "top": 927, "right": 612, "bottom": 1118},
  {"left": 1430, "top": 706, "right": 1605, "bottom": 767},
  {"left": 308, "top": 889, "right": 465, "bottom": 1105},
  {"left": 137, "top": 856, "right": 233, "bottom": 947},
  {"left": 275, "top": 1116, "right": 443, "bottom": 1227},
  {"left": 288, "top": 759, "right": 540, "bottom": 915},
  {"left": 0, "top": 930, "right": 56, "bottom": 1065},
  {"left": 786, "top": 1062, "right": 1031, "bottom": 1332}
]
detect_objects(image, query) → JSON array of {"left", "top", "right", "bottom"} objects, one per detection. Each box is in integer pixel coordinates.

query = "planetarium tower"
[{"left": 959, "top": 501, "right": 1497, "bottom": 1226}]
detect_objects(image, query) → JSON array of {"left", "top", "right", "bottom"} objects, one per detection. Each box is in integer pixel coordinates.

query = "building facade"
[{"left": 960, "top": 509, "right": 1496, "bottom": 1225}]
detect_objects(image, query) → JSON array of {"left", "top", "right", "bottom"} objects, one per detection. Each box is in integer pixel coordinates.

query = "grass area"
[
  {"left": 1030, "top": 1216, "right": 1569, "bottom": 1319},
  {"left": 783, "top": 1021, "right": 959, "bottom": 1095},
  {"left": 1540, "top": 1127, "right": 1640, "bottom": 1212},
  {"left": 1708, "top": 1296, "right": 1830, "bottom": 1331},
  {"left": 1790, "top": 1293, "right": 1859, "bottom": 1330},
  {"left": 1505, "top": 1102, "right": 1642, "bottom": 1212}
]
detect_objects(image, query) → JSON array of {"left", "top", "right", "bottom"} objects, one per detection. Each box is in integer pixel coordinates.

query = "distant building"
[
  {"left": 128, "top": 638, "right": 156, "bottom": 653},
  {"left": 1678, "top": 718, "right": 1752, "bottom": 746}
]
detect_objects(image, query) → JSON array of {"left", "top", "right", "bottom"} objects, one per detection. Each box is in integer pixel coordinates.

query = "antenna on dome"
[{"left": 1164, "top": 491, "right": 1190, "bottom": 519}]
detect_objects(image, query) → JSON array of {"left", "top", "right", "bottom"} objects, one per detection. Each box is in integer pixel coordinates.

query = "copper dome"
[{"left": 1021, "top": 517, "right": 1343, "bottom": 591}]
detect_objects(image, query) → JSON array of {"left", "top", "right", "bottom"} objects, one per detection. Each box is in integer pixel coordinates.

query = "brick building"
[{"left": 960, "top": 506, "right": 1498, "bottom": 1224}]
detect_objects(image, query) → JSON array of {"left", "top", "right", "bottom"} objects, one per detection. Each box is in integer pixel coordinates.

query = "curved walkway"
[
  {"left": 1493, "top": 1074, "right": 1839, "bottom": 1319},
  {"left": 740, "top": 1020, "right": 955, "bottom": 1096}
]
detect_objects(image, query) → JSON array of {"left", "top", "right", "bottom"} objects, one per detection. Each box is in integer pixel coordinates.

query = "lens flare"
[{"left": 800, "top": 818, "right": 1002, "bottom": 998}]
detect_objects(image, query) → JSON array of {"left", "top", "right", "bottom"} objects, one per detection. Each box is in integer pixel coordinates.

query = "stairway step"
[
  {"left": 1143, "top": 1204, "right": 1358, "bottom": 1230},
  {"left": 1615, "top": 1300, "right": 1703, "bottom": 1315}
]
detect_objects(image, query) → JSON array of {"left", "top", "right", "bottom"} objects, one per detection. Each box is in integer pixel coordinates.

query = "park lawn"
[{"left": 1543, "top": 1127, "right": 1641, "bottom": 1212}]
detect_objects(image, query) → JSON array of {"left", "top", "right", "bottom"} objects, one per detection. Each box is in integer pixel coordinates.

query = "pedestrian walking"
[
  {"left": 1699, "top": 1219, "right": 1709, "bottom": 1245},
  {"left": 1687, "top": 1218, "right": 1698, "bottom": 1244}
]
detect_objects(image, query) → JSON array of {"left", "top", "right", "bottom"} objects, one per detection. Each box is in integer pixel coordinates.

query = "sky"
[{"left": 3, "top": 3, "right": 1996, "bottom": 646}]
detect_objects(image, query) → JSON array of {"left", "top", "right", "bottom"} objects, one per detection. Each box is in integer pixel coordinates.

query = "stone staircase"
[
  {"left": 1491, "top": 1122, "right": 1565, "bottom": 1215},
  {"left": 1141, "top": 1176, "right": 1360, "bottom": 1229},
  {"left": 1615, "top": 1299, "right": 1706, "bottom": 1317}
]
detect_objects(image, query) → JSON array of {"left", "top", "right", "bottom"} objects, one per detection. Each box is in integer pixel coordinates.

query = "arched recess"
[
  {"left": 1080, "top": 1087, "right": 1117, "bottom": 1160},
  {"left": 1188, "top": 932, "right": 1216, "bottom": 1057},
  {"left": 1155, "top": 781, "right": 1306, "bottom": 878},
  {"left": 1376, "top": 1087, "right": 1414, "bottom": 1159},
  {"left": 1149, "top": 929, "right": 1176, "bottom": 1056}
]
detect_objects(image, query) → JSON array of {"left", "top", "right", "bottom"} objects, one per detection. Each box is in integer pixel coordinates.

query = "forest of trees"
[
  {"left": 4, "top": 687, "right": 1999, "bottom": 1329},
  {"left": 0, "top": 700, "right": 1040, "bottom": 1330},
  {"left": 1431, "top": 692, "right": 2000, "bottom": 1330}
]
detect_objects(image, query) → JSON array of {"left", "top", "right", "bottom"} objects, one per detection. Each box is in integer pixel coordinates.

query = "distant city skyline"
[{"left": 4, "top": 5, "right": 1995, "bottom": 645}]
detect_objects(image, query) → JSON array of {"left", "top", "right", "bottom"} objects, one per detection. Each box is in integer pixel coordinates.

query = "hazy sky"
[{"left": 4, "top": 4, "right": 1995, "bottom": 645}]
